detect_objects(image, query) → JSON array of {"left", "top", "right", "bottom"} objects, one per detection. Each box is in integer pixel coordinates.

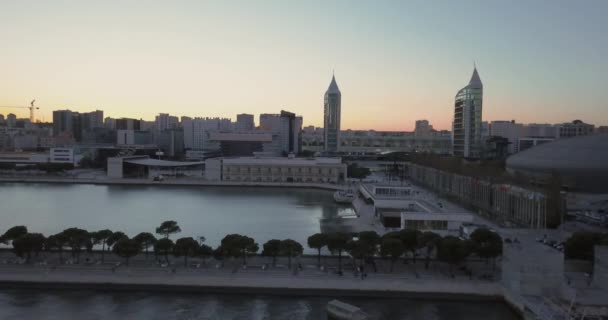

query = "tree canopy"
[
  {"left": 155, "top": 221, "right": 181, "bottom": 239},
  {"left": 112, "top": 238, "right": 139, "bottom": 265},
  {"left": 1, "top": 226, "right": 28, "bottom": 244},
  {"left": 173, "top": 237, "right": 200, "bottom": 266},
  {"left": 380, "top": 238, "right": 405, "bottom": 272},
  {"left": 262, "top": 239, "right": 282, "bottom": 266},
  {"left": 280, "top": 239, "right": 303, "bottom": 269}
]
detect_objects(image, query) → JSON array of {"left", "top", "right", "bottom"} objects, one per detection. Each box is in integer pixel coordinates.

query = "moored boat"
[
  {"left": 333, "top": 189, "right": 356, "bottom": 203},
  {"left": 326, "top": 300, "right": 369, "bottom": 320}
]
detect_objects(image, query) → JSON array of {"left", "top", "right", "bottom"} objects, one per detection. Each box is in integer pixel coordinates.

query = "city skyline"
[{"left": 1, "top": 1, "right": 608, "bottom": 130}]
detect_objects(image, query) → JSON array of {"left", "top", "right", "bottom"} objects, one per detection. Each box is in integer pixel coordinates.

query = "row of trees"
[{"left": 1, "top": 221, "right": 503, "bottom": 274}]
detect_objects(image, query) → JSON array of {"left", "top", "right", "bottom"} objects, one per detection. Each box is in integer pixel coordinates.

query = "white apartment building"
[
  {"left": 182, "top": 117, "right": 232, "bottom": 151},
  {"left": 205, "top": 156, "right": 346, "bottom": 183}
]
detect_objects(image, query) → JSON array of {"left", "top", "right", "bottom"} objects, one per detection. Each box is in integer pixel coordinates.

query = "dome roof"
[{"left": 506, "top": 134, "right": 608, "bottom": 192}]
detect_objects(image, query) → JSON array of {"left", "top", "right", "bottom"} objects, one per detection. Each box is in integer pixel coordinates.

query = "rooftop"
[{"left": 221, "top": 157, "right": 343, "bottom": 166}]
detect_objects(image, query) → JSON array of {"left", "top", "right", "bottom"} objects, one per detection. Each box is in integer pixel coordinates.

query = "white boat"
[
  {"left": 326, "top": 300, "right": 369, "bottom": 320},
  {"left": 333, "top": 189, "right": 356, "bottom": 203}
]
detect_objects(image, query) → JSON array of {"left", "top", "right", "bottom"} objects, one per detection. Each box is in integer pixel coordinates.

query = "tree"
[
  {"left": 262, "top": 239, "right": 282, "bottom": 267},
  {"left": 221, "top": 234, "right": 258, "bottom": 265},
  {"left": 196, "top": 244, "right": 213, "bottom": 264},
  {"left": 326, "top": 232, "right": 351, "bottom": 273},
  {"left": 45, "top": 233, "right": 68, "bottom": 263},
  {"left": 106, "top": 231, "right": 128, "bottom": 250},
  {"left": 437, "top": 236, "right": 471, "bottom": 277},
  {"left": 155, "top": 221, "right": 181, "bottom": 239},
  {"left": 61, "top": 228, "right": 91, "bottom": 263},
  {"left": 1, "top": 226, "right": 28, "bottom": 244},
  {"left": 307, "top": 233, "right": 327, "bottom": 268},
  {"left": 280, "top": 239, "right": 303, "bottom": 269},
  {"left": 133, "top": 232, "right": 157, "bottom": 259},
  {"left": 346, "top": 240, "right": 370, "bottom": 270},
  {"left": 154, "top": 238, "right": 174, "bottom": 263},
  {"left": 92, "top": 229, "right": 113, "bottom": 262},
  {"left": 173, "top": 237, "right": 200, "bottom": 267},
  {"left": 564, "top": 232, "right": 605, "bottom": 261},
  {"left": 358, "top": 231, "right": 380, "bottom": 271},
  {"left": 470, "top": 228, "right": 503, "bottom": 269},
  {"left": 398, "top": 229, "right": 422, "bottom": 264},
  {"left": 112, "top": 238, "right": 139, "bottom": 266},
  {"left": 381, "top": 238, "right": 405, "bottom": 272},
  {"left": 12, "top": 233, "right": 45, "bottom": 262},
  {"left": 418, "top": 231, "right": 442, "bottom": 270}
]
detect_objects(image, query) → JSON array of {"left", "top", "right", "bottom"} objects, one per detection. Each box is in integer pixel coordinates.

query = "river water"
[
  {"left": 0, "top": 183, "right": 355, "bottom": 251},
  {"left": 0, "top": 289, "right": 519, "bottom": 320},
  {"left": 0, "top": 183, "right": 520, "bottom": 319}
]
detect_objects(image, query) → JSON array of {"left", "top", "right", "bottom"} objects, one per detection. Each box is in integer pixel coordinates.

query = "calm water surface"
[
  {"left": 0, "top": 183, "right": 355, "bottom": 251},
  {"left": 0, "top": 289, "right": 519, "bottom": 320}
]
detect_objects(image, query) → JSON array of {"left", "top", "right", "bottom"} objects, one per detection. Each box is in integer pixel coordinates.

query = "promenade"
[{"left": 0, "top": 253, "right": 503, "bottom": 300}]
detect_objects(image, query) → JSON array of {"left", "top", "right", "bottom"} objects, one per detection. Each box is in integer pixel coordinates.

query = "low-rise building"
[{"left": 205, "top": 156, "right": 346, "bottom": 183}]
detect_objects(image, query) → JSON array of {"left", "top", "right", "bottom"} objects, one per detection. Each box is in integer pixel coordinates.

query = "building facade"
[
  {"left": 205, "top": 157, "right": 346, "bottom": 183},
  {"left": 259, "top": 111, "right": 302, "bottom": 155},
  {"left": 323, "top": 75, "right": 341, "bottom": 152},
  {"left": 235, "top": 114, "right": 255, "bottom": 131},
  {"left": 453, "top": 68, "right": 483, "bottom": 158}
]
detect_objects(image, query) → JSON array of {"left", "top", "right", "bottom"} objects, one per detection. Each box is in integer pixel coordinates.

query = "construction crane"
[{"left": 0, "top": 100, "right": 39, "bottom": 122}]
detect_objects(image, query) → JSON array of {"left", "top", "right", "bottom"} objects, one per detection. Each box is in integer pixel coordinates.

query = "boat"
[
  {"left": 326, "top": 300, "right": 369, "bottom": 320},
  {"left": 333, "top": 189, "right": 356, "bottom": 203}
]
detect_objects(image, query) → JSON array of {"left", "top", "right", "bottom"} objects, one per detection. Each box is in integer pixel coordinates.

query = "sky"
[{"left": 1, "top": 0, "right": 607, "bottom": 131}]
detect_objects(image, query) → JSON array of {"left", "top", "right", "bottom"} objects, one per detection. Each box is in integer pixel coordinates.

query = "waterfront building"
[
  {"left": 407, "top": 163, "right": 550, "bottom": 228},
  {"left": 335, "top": 129, "right": 452, "bottom": 154},
  {"left": 205, "top": 156, "right": 346, "bottom": 183},
  {"left": 235, "top": 113, "right": 255, "bottom": 131},
  {"left": 453, "top": 67, "right": 483, "bottom": 158},
  {"left": 324, "top": 75, "right": 341, "bottom": 152}
]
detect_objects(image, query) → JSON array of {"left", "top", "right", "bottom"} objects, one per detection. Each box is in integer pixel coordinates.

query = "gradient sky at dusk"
[{"left": 1, "top": 0, "right": 607, "bottom": 131}]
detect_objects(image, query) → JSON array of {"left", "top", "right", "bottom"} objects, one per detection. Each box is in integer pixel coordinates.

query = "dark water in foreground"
[{"left": 0, "top": 289, "right": 519, "bottom": 320}]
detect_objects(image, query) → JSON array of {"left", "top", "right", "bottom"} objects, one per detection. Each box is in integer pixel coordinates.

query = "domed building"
[{"left": 506, "top": 134, "right": 608, "bottom": 193}]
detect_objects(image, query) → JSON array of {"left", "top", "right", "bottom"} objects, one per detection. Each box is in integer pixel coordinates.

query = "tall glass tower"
[
  {"left": 324, "top": 74, "right": 341, "bottom": 152},
  {"left": 453, "top": 67, "right": 483, "bottom": 158}
]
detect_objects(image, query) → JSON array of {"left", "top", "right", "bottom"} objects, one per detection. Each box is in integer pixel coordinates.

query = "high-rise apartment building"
[
  {"left": 323, "top": 75, "right": 341, "bottom": 152},
  {"left": 259, "top": 111, "right": 302, "bottom": 155},
  {"left": 453, "top": 67, "right": 483, "bottom": 158},
  {"left": 236, "top": 114, "right": 255, "bottom": 131},
  {"left": 53, "top": 110, "right": 74, "bottom": 136},
  {"left": 155, "top": 113, "right": 179, "bottom": 131}
]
